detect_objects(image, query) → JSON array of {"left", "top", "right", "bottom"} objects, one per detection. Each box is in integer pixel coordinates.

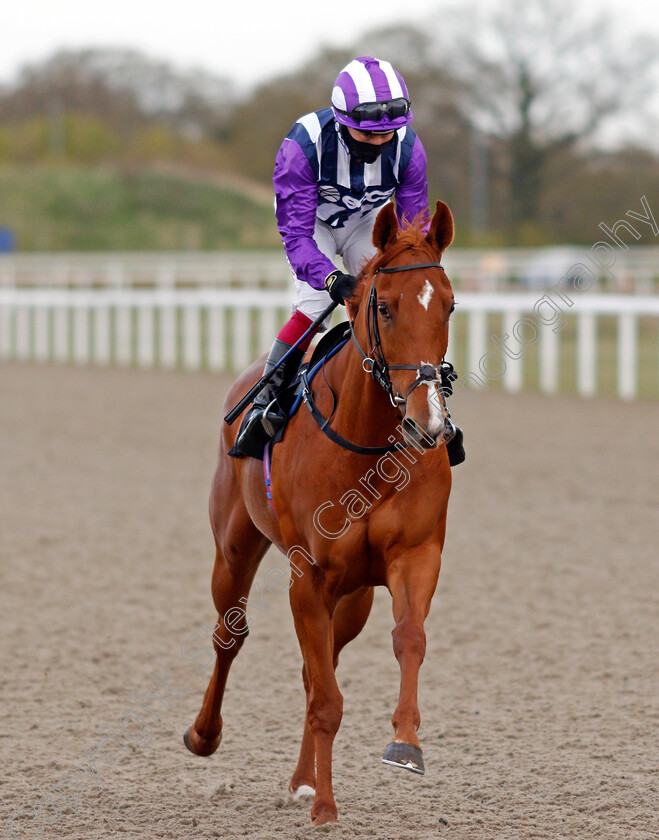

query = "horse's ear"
[
  {"left": 372, "top": 203, "right": 399, "bottom": 252},
  {"left": 426, "top": 200, "right": 454, "bottom": 253}
]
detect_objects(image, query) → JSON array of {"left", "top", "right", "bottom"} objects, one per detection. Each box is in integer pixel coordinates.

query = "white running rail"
[{"left": 1, "top": 289, "right": 657, "bottom": 400}]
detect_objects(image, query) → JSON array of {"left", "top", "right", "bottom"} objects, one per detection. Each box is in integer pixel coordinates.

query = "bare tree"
[
  {"left": 433, "top": 0, "right": 659, "bottom": 236},
  {"left": 0, "top": 49, "right": 236, "bottom": 138}
]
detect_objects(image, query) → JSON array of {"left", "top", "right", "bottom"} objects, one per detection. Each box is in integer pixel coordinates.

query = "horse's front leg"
[
  {"left": 383, "top": 543, "right": 442, "bottom": 775},
  {"left": 289, "top": 574, "right": 342, "bottom": 825},
  {"left": 289, "top": 586, "right": 374, "bottom": 802}
]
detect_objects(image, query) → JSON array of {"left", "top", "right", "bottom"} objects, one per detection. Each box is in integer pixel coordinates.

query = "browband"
[{"left": 374, "top": 262, "right": 444, "bottom": 274}]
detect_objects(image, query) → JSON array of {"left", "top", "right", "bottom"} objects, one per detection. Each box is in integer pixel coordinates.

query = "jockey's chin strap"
[{"left": 349, "top": 262, "right": 458, "bottom": 409}]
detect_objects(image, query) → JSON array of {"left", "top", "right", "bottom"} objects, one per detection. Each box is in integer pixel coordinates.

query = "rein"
[
  {"left": 301, "top": 259, "right": 457, "bottom": 455},
  {"left": 300, "top": 370, "right": 403, "bottom": 456}
]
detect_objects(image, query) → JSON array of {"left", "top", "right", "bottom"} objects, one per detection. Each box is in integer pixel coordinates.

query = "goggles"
[{"left": 337, "top": 97, "right": 411, "bottom": 124}]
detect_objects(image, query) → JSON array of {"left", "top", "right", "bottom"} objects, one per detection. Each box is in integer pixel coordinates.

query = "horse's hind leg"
[
  {"left": 289, "top": 586, "right": 374, "bottom": 802},
  {"left": 184, "top": 504, "right": 270, "bottom": 757}
]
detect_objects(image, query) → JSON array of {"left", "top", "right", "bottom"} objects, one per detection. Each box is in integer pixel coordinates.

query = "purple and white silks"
[{"left": 273, "top": 108, "right": 429, "bottom": 291}]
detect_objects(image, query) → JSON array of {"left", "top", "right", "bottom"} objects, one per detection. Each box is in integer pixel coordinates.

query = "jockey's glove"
[{"left": 324, "top": 270, "right": 358, "bottom": 305}]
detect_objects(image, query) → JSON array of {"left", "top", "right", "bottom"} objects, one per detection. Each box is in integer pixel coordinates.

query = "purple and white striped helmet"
[{"left": 331, "top": 56, "right": 413, "bottom": 132}]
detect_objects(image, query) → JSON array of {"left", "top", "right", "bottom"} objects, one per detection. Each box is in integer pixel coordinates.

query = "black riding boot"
[
  {"left": 444, "top": 420, "right": 466, "bottom": 466},
  {"left": 231, "top": 339, "right": 304, "bottom": 459},
  {"left": 437, "top": 361, "right": 465, "bottom": 467}
]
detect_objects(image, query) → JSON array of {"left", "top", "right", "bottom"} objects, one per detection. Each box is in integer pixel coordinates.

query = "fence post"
[
  {"left": 539, "top": 323, "right": 559, "bottom": 394},
  {"left": 94, "top": 303, "right": 111, "bottom": 366},
  {"left": 53, "top": 305, "right": 69, "bottom": 364},
  {"left": 182, "top": 305, "right": 202, "bottom": 370},
  {"left": 617, "top": 313, "right": 637, "bottom": 400},
  {"left": 231, "top": 306, "right": 251, "bottom": 372},
  {"left": 137, "top": 304, "right": 155, "bottom": 369},
  {"left": 15, "top": 304, "right": 31, "bottom": 361},
  {"left": 207, "top": 306, "right": 226, "bottom": 372},
  {"left": 115, "top": 305, "right": 132, "bottom": 366},
  {"left": 34, "top": 305, "right": 50, "bottom": 362},
  {"left": 0, "top": 301, "right": 12, "bottom": 360},
  {"left": 467, "top": 309, "right": 487, "bottom": 375},
  {"left": 577, "top": 312, "right": 597, "bottom": 397},
  {"left": 73, "top": 304, "right": 90, "bottom": 365},
  {"left": 503, "top": 310, "right": 523, "bottom": 393},
  {"left": 159, "top": 301, "right": 177, "bottom": 369}
]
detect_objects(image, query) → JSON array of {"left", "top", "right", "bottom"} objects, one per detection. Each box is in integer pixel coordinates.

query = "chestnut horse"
[{"left": 184, "top": 201, "right": 456, "bottom": 825}]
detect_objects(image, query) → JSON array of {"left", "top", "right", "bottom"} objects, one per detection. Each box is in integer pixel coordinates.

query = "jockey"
[{"left": 233, "top": 56, "right": 431, "bottom": 459}]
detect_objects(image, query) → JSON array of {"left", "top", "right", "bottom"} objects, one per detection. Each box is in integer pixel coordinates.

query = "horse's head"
[{"left": 350, "top": 201, "right": 455, "bottom": 450}]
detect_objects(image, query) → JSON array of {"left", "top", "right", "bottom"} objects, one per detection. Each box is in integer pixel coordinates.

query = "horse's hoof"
[
  {"left": 381, "top": 741, "right": 425, "bottom": 774},
  {"left": 183, "top": 725, "right": 222, "bottom": 757},
  {"left": 287, "top": 784, "right": 316, "bottom": 805},
  {"left": 311, "top": 807, "right": 338, "bottom": 825}
]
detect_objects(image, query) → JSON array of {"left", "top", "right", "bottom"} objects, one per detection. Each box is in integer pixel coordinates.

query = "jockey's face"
[{"left": 347, "top": 127, "right": 395, "bottom": 145}]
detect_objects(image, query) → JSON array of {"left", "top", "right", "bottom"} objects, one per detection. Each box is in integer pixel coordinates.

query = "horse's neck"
[{"left": 327, "top": 336, "right": 401, "bottom": 445}]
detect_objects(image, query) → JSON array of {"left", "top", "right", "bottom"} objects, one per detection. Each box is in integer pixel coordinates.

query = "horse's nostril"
[
  {"left": 402, "top": 417, "right": 419, "bottom": 437},
  {"left": 402, "top": 415, "right": 438, "bottom": 449}
]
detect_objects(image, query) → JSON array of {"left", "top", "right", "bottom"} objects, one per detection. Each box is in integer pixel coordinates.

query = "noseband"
[{"left": 349, "top": 262, "right": 457, "bottom": 408}]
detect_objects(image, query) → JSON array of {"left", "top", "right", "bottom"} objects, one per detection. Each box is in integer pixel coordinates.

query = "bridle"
[
  {"left": 300, "top": 257, "right": 457, "bottom": 456},
  {"left": 349, "top": 261, "right": 457, "bottom": 410}
]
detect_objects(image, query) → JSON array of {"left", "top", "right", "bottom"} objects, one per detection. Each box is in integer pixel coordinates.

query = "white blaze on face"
[
  {"left": 418, "top": 362, "right": 446, "bottom": 438},
  {"left": 426, "top": 382, "right": 446, "bottom": 437},
  {"left": 417, "top": 279, "right": 433, "bottom": 311}
]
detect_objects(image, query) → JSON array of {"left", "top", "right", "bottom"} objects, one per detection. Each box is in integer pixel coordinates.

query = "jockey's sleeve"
[
  {"left": 274, "top": 138, "right": 336, "bottom": 290},
  {"left": 395, "top": 135, "right": 430, "bottom": 233}
]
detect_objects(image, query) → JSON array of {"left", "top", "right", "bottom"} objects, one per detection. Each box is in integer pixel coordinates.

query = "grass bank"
[{"left": 0, "top": 165, "right": 280, "bottom": 251}]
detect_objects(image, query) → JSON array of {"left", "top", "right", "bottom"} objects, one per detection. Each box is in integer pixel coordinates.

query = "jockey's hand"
[{"left": 324, "top": 270, "right": 358, "bottom": 305}]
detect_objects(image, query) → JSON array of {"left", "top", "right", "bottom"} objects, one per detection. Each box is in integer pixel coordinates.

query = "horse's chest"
[{"left": 331, "top": 510, "right": 438, "bottom": 591}]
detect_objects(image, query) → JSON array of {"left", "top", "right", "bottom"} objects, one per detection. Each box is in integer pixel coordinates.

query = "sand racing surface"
[{"left": 1, "top": 362, "right": 657, "bottom": 840}]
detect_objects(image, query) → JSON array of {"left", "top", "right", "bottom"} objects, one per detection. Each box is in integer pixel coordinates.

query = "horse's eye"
[
  {"left": 378, "top": 302, "right": 391, "bottom": 320},
  {"left": 449, "top": 302, "right": 455, "bottom": 315}
]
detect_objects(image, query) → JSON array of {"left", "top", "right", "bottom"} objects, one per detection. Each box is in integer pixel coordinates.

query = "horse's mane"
[{"left": 355, "top": 213, "right": 438, "bottom": 304}]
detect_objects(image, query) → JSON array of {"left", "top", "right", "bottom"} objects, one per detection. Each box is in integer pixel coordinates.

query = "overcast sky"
[{"left": 2, "top": 0, "right": 657, "bottom": 92}]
